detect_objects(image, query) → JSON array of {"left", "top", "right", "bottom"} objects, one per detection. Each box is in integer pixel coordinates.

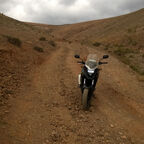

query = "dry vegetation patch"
[
  {"left": 48, "top": 40, "right": 56, "bottom": 47},
  {"left": 4, "top": 35, "right": 22, "bottom": 47},
  {"left": 33, "top": 46, "right": 44, "bottom": 53},
  {"left": 39, "top": 37, "right": 46, "bottom": 41}
]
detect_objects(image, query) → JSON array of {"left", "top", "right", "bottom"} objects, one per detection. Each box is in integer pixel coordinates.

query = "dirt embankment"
[{"left": 0, "top": 13, "right": 57, "bottom": 130}]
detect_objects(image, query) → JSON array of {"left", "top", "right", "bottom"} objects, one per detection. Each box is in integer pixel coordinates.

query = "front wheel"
[{"left": 82, "top": 88, "right": 89, "bottom": 110}]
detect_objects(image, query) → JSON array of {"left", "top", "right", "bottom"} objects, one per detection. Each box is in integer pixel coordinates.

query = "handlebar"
[
  {"left": 77, "top": 61, "right": 108, "bottom": 65},
  {"left": 77, "top": 61, "right": 85, "bottom": 64},
  {"left": 99, "top": 62, "right": 108, "bottom": 65}
]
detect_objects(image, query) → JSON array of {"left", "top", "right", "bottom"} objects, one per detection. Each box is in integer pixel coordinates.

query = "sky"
[{"left": 0, "top": 0, "right": 144, "bottom": 25}]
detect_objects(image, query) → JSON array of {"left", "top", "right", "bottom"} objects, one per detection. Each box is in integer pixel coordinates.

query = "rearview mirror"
[
  {"left": 103, "top": 55, "right": 109, "bottom": 59},
  {"left": 74, "top": 54, "right": 80, "bottom": 59}
]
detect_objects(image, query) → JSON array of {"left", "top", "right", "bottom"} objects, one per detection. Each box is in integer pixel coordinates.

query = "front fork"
[
  {"left": 78, "top": 74, "right": 95, "bottom": 93},
  {"left": 78, "top": 74, "right": 81, "bottom": 86}
]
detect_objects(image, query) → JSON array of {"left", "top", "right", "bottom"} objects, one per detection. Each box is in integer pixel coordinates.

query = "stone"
[
  {"left": 110, "top": 124, "right": 114, "bottom": 128},
  {"left": 121, "top": 135, "right": 127, "bottom": 139}
]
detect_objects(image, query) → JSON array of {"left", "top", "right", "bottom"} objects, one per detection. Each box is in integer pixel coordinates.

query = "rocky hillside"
[{"left": 0, "top": 13, "right": 57, "bottom": 108}]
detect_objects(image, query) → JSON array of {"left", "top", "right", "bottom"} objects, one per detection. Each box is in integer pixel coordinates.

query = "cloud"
[
  {"left": 59, "top": 0, "right": 77, "bottom": 6},
  {"left": 0, "top": 0, "right": 143, "bottom": 24},
  {"left": 118, "top": 0, "right": 144, "bottom": 11},
  {"left": 0, "top": 0, "right": 16, "bottom": 12}
]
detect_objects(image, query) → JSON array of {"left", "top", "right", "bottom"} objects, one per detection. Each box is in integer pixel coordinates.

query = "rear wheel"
[{"left": 82, "top": 88, "right": 89, "bottom": 110}]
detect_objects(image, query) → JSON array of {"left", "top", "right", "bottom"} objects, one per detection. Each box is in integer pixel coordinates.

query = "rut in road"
[{"left": 1, "top": 42, "right": 144, "bottom": 144}]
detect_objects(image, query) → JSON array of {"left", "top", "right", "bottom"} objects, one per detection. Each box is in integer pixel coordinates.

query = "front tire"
[{"left": 82, "top": 88, "right": 89, "bottom": 110}]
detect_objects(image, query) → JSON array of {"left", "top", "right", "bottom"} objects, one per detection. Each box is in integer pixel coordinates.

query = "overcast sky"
[{"left": 0, "top": 0, "right": 144, "bottom": 25}]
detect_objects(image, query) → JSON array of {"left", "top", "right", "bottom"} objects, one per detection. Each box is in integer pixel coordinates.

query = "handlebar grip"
[
  {"left": 77, "top": 61, "right": 82, "bottom": 63},
  {"left": 77, "top": 61, "right": 85, "bottom": 64}
]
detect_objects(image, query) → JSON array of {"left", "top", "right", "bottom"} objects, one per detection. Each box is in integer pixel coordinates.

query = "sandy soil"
[{"left": 0, "top": 40, "right": 144, "bottom": 144}]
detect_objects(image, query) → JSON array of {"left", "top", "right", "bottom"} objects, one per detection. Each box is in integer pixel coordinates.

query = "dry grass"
[
  {"left": 114, "top": 47, "right": 136, "bottom": 56},
  {"left": 39, "top": 37, "right": 46, "bottom": 41},
  {"left": 4, "top": 35, "right": 22, "bottom": 47},
  {"left": 49, "top": 40, "right": 56, "bottom": 47},
  {"left": 93, "top": 42, "right": 101, "bottom": 47},
  {"left": 33, "top": 46, "right": 44, "bottom": 52}
]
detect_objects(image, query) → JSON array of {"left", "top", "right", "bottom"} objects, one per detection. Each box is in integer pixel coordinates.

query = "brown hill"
[
  {"left": 51, "top": 8, "right": 144, "bottom": 41},
  {"left": 48, "top": 8, "right": 144, "bottom": 76}
]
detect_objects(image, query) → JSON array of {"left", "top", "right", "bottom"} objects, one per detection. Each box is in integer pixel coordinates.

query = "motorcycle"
[{"left": 74, "top": 54, "right": 109, "bottom": 110}]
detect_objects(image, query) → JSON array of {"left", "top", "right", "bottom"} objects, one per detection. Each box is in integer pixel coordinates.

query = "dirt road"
[{"left": 1, "top": 41, "right": 144, "bottom": 144}]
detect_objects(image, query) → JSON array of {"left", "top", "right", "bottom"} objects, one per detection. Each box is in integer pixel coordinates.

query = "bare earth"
[{"left": 1, "top": 40, "right": 144, "bottom": 144}]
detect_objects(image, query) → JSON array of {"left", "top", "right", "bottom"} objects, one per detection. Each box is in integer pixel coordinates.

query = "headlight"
[{"left": 88, "top": 69, "right": 94, "bottom": 75}]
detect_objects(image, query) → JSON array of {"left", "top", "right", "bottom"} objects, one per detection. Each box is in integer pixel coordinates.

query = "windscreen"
[{"left": 85, "top": 54, "right": 98, "bottom": 69}]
